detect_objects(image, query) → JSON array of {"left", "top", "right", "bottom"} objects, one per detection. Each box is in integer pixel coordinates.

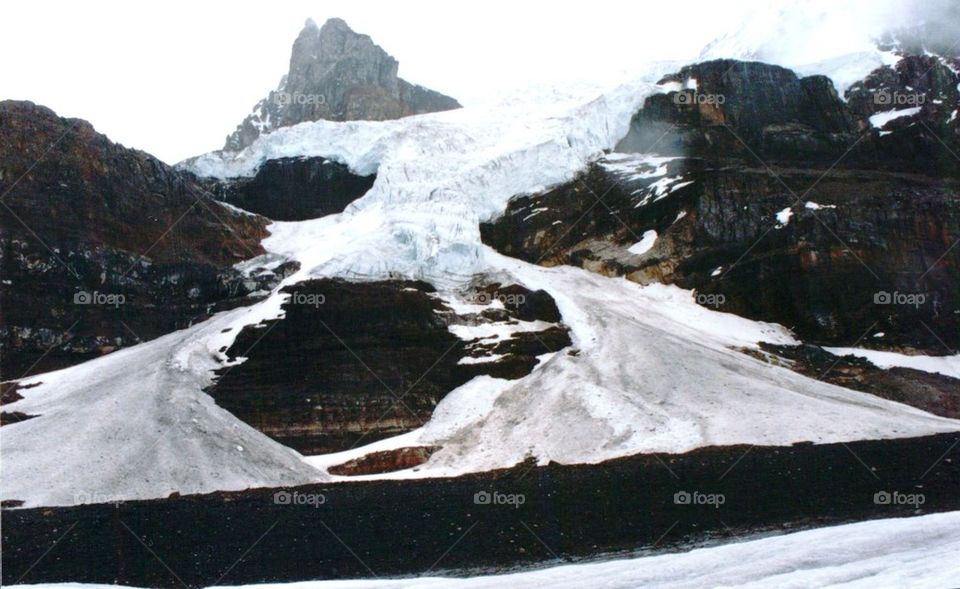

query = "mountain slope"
[
  {"left": 5, "top": 68, "right": 958, "bottom": 507},
  {"left": 1, "top": 295, "right": 324, "bottom": 507},
  {"left": 0, "top": 100, "right": 270, "bottom": 377}
]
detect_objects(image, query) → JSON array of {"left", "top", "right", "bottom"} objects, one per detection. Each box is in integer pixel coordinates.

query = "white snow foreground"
[
  {"left": 13, "top": 511, "right": 960, "bottom": 589},
  {"left": 3, "top": 70, "right": 959, "bottom": 508}
]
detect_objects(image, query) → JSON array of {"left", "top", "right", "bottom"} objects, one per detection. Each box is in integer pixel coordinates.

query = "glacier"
[{"left": 4, "top": 62, "right": 960, "bottom": 507}]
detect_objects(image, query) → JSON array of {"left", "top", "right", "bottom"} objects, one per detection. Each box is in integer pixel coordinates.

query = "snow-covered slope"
[
  {"left": 306, "top": 253, "right": 958, "bottom": 481},
  {"left": 12, "top": 511, "right": 960, "bottom": 588},
  {"left": 5, "top": 65, "right": 959, "bottom": 507},
  {"left": 0, "top": 299, "right": 325, "bottom": 507}
]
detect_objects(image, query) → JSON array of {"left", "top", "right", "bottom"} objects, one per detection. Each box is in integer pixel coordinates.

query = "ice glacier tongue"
[{"left": 184, "top": 73, "right": 668, "bottom": 285}]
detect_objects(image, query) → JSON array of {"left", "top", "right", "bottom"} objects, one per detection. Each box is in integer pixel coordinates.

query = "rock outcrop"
[
  {"left": 617, "top": 57, "right": 960, "bottom": 174},
  {"left": 205, "top": 279, "right": 570, "bottom": 455},
  {"left": 203, "top": 156, "right": 375, "bottom": 221},
  {"left": 0, "top": 101, "right": 272, "bottom": 377},
  {"left": 617, "top": 60, "right": 865, "bottom": 163},
  {"left": 328, "top": 446, "right": 438, "bottom": 476},
  {"left": 483, "top": 59, "right": 959, "bottom": 362},
  {"left": 223, "top": 18, "right": 461, "bottom": 151}
]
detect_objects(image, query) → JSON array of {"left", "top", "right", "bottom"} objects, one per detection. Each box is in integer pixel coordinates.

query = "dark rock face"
[
  {"left": 223, "top": 18, "right": 461, "bottom": 151},
  {"left": 846, "top": 54, "right": 960, "bottom": 176},
  {"left": 205, "top": 156, "right": 375, "bottom": 221},
  {"left": 0, "top": 101, "right": 271, "bottom": 377},
  {"left": 617, "top": 58, "right": 960, "bottom": 175},
  {"left": 205, "top": 279, "right": 570, "bottom": 455},
  {"left": 484, "top": 159, "right": 959, "bottom": 351},
  {"left": 0, "top": 411, "right": 36, "bottom": 426},
  {"left": 618, "top": 60, "right": 864, "bottom": 163},
  {"left": 483, "top": 59, "right": 960, "bottom": 356},
  {"left": 749, "top": 343, "right": 960, "bottom": 418},
  {"left": 5, "top": 432, "right": 959, "bottom": 588}
]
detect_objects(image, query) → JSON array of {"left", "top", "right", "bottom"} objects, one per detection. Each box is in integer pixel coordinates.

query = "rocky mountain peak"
[{"left": 222, "top": 17, "right": 460, "bottom": 151}]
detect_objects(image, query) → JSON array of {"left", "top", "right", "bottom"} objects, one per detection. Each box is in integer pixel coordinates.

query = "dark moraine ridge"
[{"left": 4, "top": 433, "right": 959, "bottom": 587}]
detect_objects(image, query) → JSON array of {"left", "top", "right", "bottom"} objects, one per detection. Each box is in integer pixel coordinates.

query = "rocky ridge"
[
  {"left": 0, "top": 101, "right": 274, "bottom": 378},
  {"left": 223, "top": 18, "right": 461, "bottom": 151}
]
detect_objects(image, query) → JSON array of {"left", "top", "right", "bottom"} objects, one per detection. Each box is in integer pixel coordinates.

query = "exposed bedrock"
[
  {"left": 482, "top": 159, "right": 958, "bottom": 352},
  {"left": 617, "top": 57, "right": 960, "bottom": 175},
  {"left": 205, "top": 279, "right": 570, "bottom": 455},
  {"left": 483, "top": 59, "right": 959, "bottom": 354},
  {"left": 223, "top": 18, "right": 461, "bottom": 151},
  {"left": 328, "top": 445, "right": 439, "bottom": 476},
  {"left": 201, "top": 156, "right": 376, "bottom": 221},
  {"left": 746, "top": 343, "right": 960, "bottom": 418},
  {"left": 0, "top": 101, "right": 273, "bottom": 378}
]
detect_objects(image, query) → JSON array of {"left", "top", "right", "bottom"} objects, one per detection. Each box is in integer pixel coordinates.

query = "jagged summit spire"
[
  {"left": 222, "top": 17, "right": 460, "bottom": 151},
  {"left": 319, "top": 17, "right": 351, "bottom": 32},
  {"left": 301, "top": 17, "right": 352, "bottom": 36}
]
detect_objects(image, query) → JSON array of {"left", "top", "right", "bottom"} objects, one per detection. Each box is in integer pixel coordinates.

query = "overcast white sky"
[{"left": 0, "top": 0, "right": 922, "bottom": 163}]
